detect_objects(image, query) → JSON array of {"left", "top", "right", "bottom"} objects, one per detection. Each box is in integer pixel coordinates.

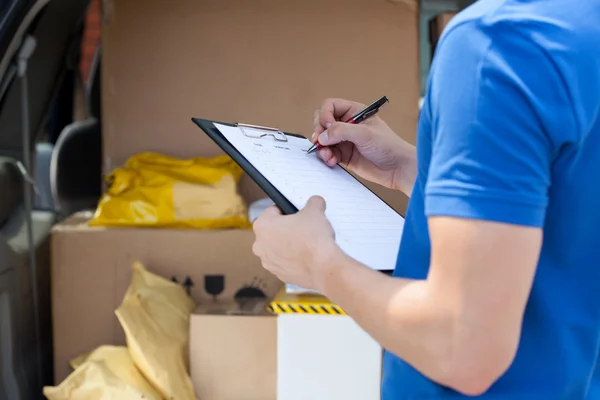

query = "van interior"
[{"left": 0, "top": 1, "right": 100, "bottom": 398}]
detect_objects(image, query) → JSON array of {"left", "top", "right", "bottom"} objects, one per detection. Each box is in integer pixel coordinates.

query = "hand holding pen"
[
  {"left": 307, "top": 95, "right": 389, "bottom": 155},
  {"left": 308, "top": 96, "right": 415, "bottom": 194}
]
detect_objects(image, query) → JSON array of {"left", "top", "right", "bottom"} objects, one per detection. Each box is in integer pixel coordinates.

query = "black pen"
[{"left": 306, "top": 95, "right": 389, "bottom": 155}]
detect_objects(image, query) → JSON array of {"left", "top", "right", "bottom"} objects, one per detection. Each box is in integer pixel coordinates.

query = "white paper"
[
  {"left": 248, "top": 197, "right": 275, "bottom": 222},
  {"left": 215, "top": 123, "right": 404, "bottom": 271}
]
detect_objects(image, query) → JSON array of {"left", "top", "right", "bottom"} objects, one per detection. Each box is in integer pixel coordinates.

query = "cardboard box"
[
  {"left": 51, "top": 178, "right": 283, "bottom": 382},
  {"left": 190, "top": 300, "right": 382, "bottom": 400},
  {"left": 429, "top": 12, "right": 457, "bottom": 61},
  {"left": 102, "top": 0, "right": 420, "bottom": 215}
]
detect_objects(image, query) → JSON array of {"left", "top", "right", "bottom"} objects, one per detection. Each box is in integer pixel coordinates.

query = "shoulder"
[
  {"left": 437, "top": 0, "right": 598, "bottom": 76},
  {"left": 434, "top": 0, "right": 600, "bottom": 139},
  {"left": 441, "top": 0, "right": 599, "bottom": 47}
]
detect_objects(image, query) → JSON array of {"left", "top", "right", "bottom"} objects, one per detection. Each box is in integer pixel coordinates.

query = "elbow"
[
  {"left": 436, "top": 332, "right": 519, "bottom": 396},
  {"left": 441, "top": 365, "right": 505, "bottom": 396}
]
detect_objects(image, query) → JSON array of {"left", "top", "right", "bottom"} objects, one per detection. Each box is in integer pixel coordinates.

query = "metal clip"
[{"left": 236, "top": 122, "right": 288, "bottom": 142}]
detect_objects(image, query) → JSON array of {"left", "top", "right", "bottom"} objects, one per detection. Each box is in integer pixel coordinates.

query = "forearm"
[
  {"left": 317, "top": 252, "right": 458, "bottom": 387},
  {"left": 392, "top": 140, "right": 417, "bottom": 196}
]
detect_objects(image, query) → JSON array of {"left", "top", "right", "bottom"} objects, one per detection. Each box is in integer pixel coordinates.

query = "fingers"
[
  {"left": 251, "top": 241, "right": 262, "bottom": 257},
  {"left": 303, "top": 196, "right": 326, "bottom": 213},
  {"left": 313, "top": 98, "right": 364, "bottom": 136},
  {"left": 318, "top": 121, "right": 371, "bottom": 147},
  {"left": 317, "top": 147, "right": 341, "bottom": 167},
  {"left": 313, "top": 109, "right": 325, "bottom": 136},
  {"left": 262, "top": 205, "right": 282, "bottom": 217},
  {"left": 253, "top": 205, "right": 281, "bottom": 231}
]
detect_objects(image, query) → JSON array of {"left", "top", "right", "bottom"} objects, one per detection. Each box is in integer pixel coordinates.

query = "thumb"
[
  {"left": 303, "top": 196, "right": 326, "bottom": 213},
  {"left": 317, "top": 121, "right": 370, "bottom": 146}
]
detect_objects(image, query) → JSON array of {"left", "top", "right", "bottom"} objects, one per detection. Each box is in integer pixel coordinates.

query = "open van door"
[{"left": 0, "top": 1, "right": 94, "bottom": 399}]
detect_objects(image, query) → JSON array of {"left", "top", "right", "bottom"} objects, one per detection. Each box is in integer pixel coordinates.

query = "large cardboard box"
[
  {"left": 190, "top": 300, "right": 382, "bottom": 400},
  {"left": 51, "top": 178, "right": 283, "bottom": 382}
]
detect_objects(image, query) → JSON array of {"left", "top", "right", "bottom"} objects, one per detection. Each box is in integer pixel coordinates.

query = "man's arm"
[
  {"left": 319, "top": 217, "right": 541, "bottom": 395},
  {"left": 318, "top": 19, "right": 577, "bottom": 396}
]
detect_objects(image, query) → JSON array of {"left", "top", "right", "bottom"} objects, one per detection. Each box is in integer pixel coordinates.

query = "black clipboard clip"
[{"left": 235, "top": 122, "right": 288, "bottom": 142}]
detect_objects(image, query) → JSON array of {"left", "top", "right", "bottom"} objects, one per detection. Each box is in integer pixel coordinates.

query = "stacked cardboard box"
[
  {"left": 51, "top": 0, "right": 421, "bottom": 396},
  {"left": 189, "top": 292, "right": 384, "bottom": 400}
]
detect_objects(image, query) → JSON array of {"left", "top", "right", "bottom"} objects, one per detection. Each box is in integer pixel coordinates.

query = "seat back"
[
  {"left": 50, "top": 38, "right": 102, "bottom": 216},
  {"left": 50, "top": 119, "right": 101, "bottom": 216}
]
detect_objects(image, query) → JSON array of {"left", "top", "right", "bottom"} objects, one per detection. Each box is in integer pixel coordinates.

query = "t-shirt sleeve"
[{"left": 424, "top": 21, "right": 578, "bottom": 227}]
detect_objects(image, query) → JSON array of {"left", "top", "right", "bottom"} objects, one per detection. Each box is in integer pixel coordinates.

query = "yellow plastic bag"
[
  {"left": 90, "top": 152, "right": 251, "bottom": 229},
  {"left": 115, "top": 261, "right": 197, "bottom": 400},
  {"left": 43, "top": 346, "right": 162, "bottom": 400},
  {"left": 69, "top": 351, "right": 91, "bottom": 370}
]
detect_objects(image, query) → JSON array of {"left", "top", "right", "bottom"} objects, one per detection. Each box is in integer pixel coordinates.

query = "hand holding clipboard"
[{"left": 192, "top": 116, "right": 405, "bottom": 272}]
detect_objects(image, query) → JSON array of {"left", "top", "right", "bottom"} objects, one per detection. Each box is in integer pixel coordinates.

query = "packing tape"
[{"left": 268, "top": 301, "right": 346, "bottom": 316}]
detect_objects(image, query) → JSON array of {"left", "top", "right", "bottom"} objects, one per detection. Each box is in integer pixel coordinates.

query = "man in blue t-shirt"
[{"left": 251, "top": 0, "right": 600, "bottom": 397}]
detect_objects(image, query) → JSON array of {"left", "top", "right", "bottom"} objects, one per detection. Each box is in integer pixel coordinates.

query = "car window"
[{"left": 0, "top": 0, "right": 21, "bottom": 31}]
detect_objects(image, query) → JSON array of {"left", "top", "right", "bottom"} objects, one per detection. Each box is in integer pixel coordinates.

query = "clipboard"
[
  {"left": 191, "top": 117, "right": 403, "bottom": 219},
  {"left": 192, "top": 118, "right": 299, "bottom": 214}
]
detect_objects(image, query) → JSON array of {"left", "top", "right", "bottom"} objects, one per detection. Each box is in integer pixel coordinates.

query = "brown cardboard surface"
[
  {"left": 189, "top": 300, "right": 383, "bottom": 399},
  {"left": 51, "top": 190, "right": 281, "bottom": 383},
  {"left": 437, "top": 12, "right": 457, "bottom": 31},
  {"left": 190, "top": 303, "right": 277, "bottom": 400},
  {"left": 102, "top": 0, "right": 420, "bottom": 214}
]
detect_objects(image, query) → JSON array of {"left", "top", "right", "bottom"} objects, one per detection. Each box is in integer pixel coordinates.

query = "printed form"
[{"left": 214, "top": 123, "right": 405, "bottom": 271}]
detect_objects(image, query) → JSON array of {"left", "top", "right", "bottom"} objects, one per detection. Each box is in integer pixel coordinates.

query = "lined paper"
[{"left": 215, "top": 123, "right": 404, "bottom": 271}]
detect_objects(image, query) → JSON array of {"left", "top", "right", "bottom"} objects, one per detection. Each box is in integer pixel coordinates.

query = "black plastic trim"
[{"left": 192, "top": 117, "right": 299, "bottom": 215}]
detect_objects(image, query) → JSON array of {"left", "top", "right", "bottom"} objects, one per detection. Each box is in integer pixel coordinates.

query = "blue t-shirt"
[{"left": 383, "top": 0, "right": 600, "bottom": 398}]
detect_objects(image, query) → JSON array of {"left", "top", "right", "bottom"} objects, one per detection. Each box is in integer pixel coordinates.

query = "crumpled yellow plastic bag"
[
  {"left": 42, "top": 346, "right": 162, "bottom": 400},
  {"left": 115, "top": 261, "right": 197, "bottom": 400},
  {"left": 90, "top": 152, "right": 251, "bottom": 229},
  {"left": 69, "top": 351, "right": 90, "bottom": 370}
]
